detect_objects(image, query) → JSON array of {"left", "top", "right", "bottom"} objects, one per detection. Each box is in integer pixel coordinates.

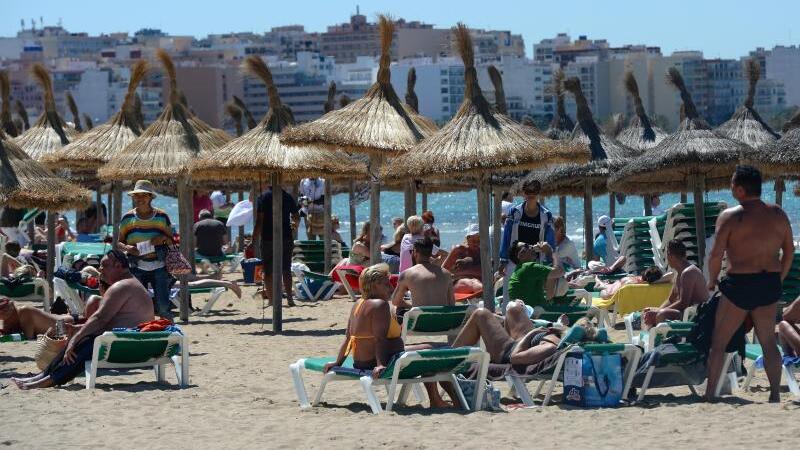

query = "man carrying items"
[
  {"left": 705, "top": 165, "right": 794, "bottom": 403},
  {"left": 253, "top": 185, "right": 300, "bottom": 307},
  {"left": 299, "top": 177, "right": 325, "bottom": 240}
]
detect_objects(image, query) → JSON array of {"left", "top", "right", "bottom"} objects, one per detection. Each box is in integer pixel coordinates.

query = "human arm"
[
  {"left": 538, "top": 243, "right": 564, "bottom": 279},
  {"left": 63, "top": 285, "right": 126, "bottom": 364},
  {"left": 442, "top": 245, "right": 463, "bottom": 271},
  {"left": 779, "top": 209, "right": 794, "bottom": 282},
  {"left": 369, "top": 300, "right": 394, "bottom": 376},
  {"left": 398, "top": 235, "right": 413, "bottom": 272},
  {"left": 783, "top": 298, "right": 800, "bottom": 323},
  {"left": 446, "top": 271, "right": 455, "bottom": 306},
  {"left": 509, "top": 332, "right": 559, "bottom": 366},
  {"left": 390, "top": 273, "right": 412, "bottom": 309},
  {"left": 498, "top": 212, "right": 514, "bottom": 269},
  {"left": 706, "top": 211, "right": 731, "bottom": 291}
]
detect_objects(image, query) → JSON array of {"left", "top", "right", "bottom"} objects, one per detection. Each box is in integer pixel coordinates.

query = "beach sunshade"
[
  {"left": 14, "top": 99, "right": 29, "bottom": 132},
  {"left": 615, "top": 71, "right": 668, "bottom": 151},
  {"left": 42, "top": 60, "right": 148, "bottom": 171},
  {"left": 750, "top": 110, "right": 800, "bottom": 176},
  {"left": 488, "top": 66, "right": 507, "bottom": 116},
  {"left": 1, "top": 70, "right": 18, "bottom": 137},
  {"left": 82, "top": 113, "right": 93, "bottom": 131},
  {"left": 14, "top": 64, "right": 79, "bottom": 161},
  {"left": 190, "top": 56, "right": 364, "bottom": 182},
  {"left": 280, "top": 17, "right": 436, "bottom": 156},
  {"left": 99, "top": 50, "right": 231, "bottom": 181},
  {"left": 545, "top": 69, "right": 575, "bottom": 140},
  {"left": 133, "top": 93, "right": 146, "bottom": 130},
  {"left": 0, "top": 128, "right": 91, "bottom": 210},
  {"left": 405, "top": 68, "right": 419, "bottom": 113},
  {"left": 716, "top": 59, "right": 779, "bottom": 150},
  {"left": 224, "top": 103, "right": 244, "bottom": 137},
  {"left": 233, "top": 95, "right": 257, "bottom": 130},
  {"left": 65, "top": 91, "right": 83, "bottom": 133}
]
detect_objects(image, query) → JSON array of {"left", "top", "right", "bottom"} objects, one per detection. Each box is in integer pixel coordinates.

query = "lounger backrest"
[
  {"left": 96, "top": 331, "right": 182, "bottom": 364},
  {"left": 384, "top": 348, "right": 475, "bottom": 380},
  {"left": 402, "top": 305, "right": 473, "bottom": 338}
]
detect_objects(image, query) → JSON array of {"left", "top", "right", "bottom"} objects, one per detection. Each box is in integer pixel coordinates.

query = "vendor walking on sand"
[{"left": 705, "top": 165, "right": 794, "bottom": 403}]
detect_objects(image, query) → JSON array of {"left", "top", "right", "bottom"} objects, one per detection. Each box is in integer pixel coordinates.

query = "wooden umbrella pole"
[
  {"left": 112, "top": 183, "right": 122, "bottom": 245},
  {"left": 421, "top": 186, "right": 428, "bottom": 212},
  {"left": 271, "top": 172, "right": 284, "bottom": 333},
  {"left": 188, "top": 190, "right": 196, "bottom": 269},
  {"left": 583, "top": 180, "right": 594, "bottom": 263},
  {"left": 409, "top": 180, "right": 417, "bottom": 216},
  {"left": 348, "top": 180, "right": 357, "bottom": 246},
  {"left": 368, "top": 154, "right": 382, "bottom": 264},
  {"left": 692, "top": 174, "right": 707, "bottom": 268},
  {"left": 643, "top": 195, "right": 653, "bottom": 216},
  {"left": 177, "top": 178, "right": 191, "bottom": 323},
  {"left": 224, "top": 191, "right": 232, "bottom": 246},
  {"left": 491, "top": 186, "right": 502, "bottom": 273},
  {"left": 403, "top": 183, "right": 413, "bottom": 219},
  {"left": 323, "top": 178, "right": 333, "bottom": 273},
  {"left": 237, "top": 191, "right": 245, "bottom": 252},
  {"left": 559, "top": 196, "right": 567, "bottom": 221},
  {"left": 477, "top": 176, "right": 494, "bottom": 312},
  {"left": 680, "top": 192, "right": 688, "bottom": 204},
  {"left": 106, "top": 188, "right": 113, "bottom": 231},
  {"left": 45, "top": 211, "right": 56, "bottom": 311},
  {"left": 775, "top": 178, "right": 784, "bottom": 207},
  {"left": 608, "top": 192, "right": 615, "bottom": 219},
  {"left": 95, "top": 189, "right": 102, "bottom": 232},
  {"left": 252, "top": 184, "right": 261, "bottom": 258}
]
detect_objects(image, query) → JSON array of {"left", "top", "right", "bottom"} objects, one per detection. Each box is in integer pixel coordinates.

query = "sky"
[{"left": 2, "top": 0, "right": 799, "bottom": 59}]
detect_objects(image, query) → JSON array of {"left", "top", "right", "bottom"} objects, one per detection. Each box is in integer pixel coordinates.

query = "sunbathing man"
[
  {"left": 12, "top": 250, "right": 154, "bottom": 389},
  {"left": 391, "top": 237, "right": 454, "bottom": 310},
  {"left": 642, "top": 239, "right": 707, "bottom": 327},
  {"left": 442, "top": 224, "right": 482, "bottom": 281},
  {"left": 778, "top": 298, "right": 800, "bottom": 358},
  {"left": 706, "top": 165, "right": 794, "bottom": 402},
  {"left": 323, "top": 264, "right": 455, "bottom": 409},
  {"left": 507, "top": 240, "right": 566, "bottom": 309}
]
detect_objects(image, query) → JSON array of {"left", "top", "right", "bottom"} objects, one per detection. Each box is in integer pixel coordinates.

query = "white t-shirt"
[{"left": 501, "top": 200, "right": 513, "bottom": 217}]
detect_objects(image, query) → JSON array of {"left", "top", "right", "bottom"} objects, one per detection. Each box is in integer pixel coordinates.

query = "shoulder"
[
  {"left": 364, "top": 298, "right": 390, "bottom": 313},
  {"left": 767, "top": 203, "right": 789, "bottom": 219},
  {"left": 719, "top": 205, "right": 743, "bottom": 221},
  {"left": 121, "top": 210, "right": 136, "bottom": 220},
  {"left": 152, "top": 208, "right": 170, "bottom": 218}
]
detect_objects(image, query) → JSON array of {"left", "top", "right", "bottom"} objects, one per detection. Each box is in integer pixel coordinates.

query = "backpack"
[{"left": 686, "top": 292, "right": 746, "bottom": 357}]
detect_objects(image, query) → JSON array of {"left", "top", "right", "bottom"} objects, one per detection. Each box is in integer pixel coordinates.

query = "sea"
[{"left": 93, "top": 180, "right": 800, "bottom": 252}]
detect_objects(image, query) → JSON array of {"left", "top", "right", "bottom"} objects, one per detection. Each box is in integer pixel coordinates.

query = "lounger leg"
[
  {"left": 198, "top": 288, "right": 225, "bottom": 316},
  {"left": 84, "top": 361, "right": 97, "bottom": 390},
  {"left": 508, "top": 376, "right": 535, "bottom": 407},
  {"left": 360, "top": 377, "right": 382, "bottom": 414},
  {"left": 313, "top": 372, "right": 335, "bottom": 406},
  {"left": 155, "top": 364, "right": 166, "bottom": 383},
  {"left": 533, "top": 380, "right": 545, "bottom": 398},
  {"left": 714, "top": 352, "right": 735, "bottom": 397},
  {"left": 542, "top": 353, "right": 569, "bottom": 407},
  {"left": 473, "top": 352, "right": 490, "bottom": 411},
  {"left": 784, "top": 365, "right": 800, "bottom": 397},
  {"left": 449, "top": 374, "right": 470, "bottom": 412},
  {"left": 180, "top": 340, "right": 189, "bottom": 387},
  {"left": 385, "top": 380, "right": 399, "bottom": 413},
  {"left": 741, "top": 361, "right": 756, "bottom": 391},
  {"left": 289, "top": 361, "right": 311, "bottom": 408},
  {"left": 622, "top": 348, "right": 642, "bottom": 402},
  {"left": 411, "top": 383, "right": 426, "bottom": 404},
  {"left": 637, "top": 366, "right": 656, "bottom": 402}
]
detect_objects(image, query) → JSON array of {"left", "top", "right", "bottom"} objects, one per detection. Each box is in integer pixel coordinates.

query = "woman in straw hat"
[{"left": 116, "top": 180, "right": 175, "bottom": 320}]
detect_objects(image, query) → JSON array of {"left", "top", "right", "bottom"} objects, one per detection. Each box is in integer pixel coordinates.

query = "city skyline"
[{"left": 3, "top": 0, "right": 799, "bottom": 59}]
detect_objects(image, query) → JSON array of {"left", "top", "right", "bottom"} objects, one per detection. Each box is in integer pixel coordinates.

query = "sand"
[{"left": 1, "top": 276, "right": 797, "bottom": 449}]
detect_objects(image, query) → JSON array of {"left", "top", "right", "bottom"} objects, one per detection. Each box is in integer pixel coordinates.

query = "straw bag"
[
  {"left": 165, "top": 245, "right": 192, "bottom": 276},
  {"left": 34, "top": 331, "right": 68, "bottom": 370}
]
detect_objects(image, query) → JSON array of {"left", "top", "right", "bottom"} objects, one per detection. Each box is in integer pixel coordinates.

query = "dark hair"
[
  {"left": 732, "top": 165, "right": 762, "bottom": 196},
  {"left": 105, "top": 249, "right": 130, "bottom": 270},
  {"left": 5, "top": 241, "right": 21, "bottom": 257},
  {"left": 0, "top": 207, "right": 25, "bottom": 227},
  {"left": 421, "top": 210, "right": 434, "bottom": 224},
  {"left": 509, "top": 240, "right": 522, "bottom": 265},
  {"left": 666, "top": 239, "right": 687, "bottom": 258},
  {"left": 502, "top": 191, "right": 511, "bottom": 200},
  {"left": 521, "top": 179, "right": 541, "bottom": 195},
  {"left": 642, "top": 267, "right": 663, "bottom": 284},
  {"left": 412, "top": 236, "right": 434, "bottom": 257}
]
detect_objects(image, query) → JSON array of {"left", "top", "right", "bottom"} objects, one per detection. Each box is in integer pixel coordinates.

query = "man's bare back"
[
  {"left": 96, "top": 277, "right": 154, "bottom": 330},
  {"left": 396, "top": 263, "right": 455, "bottom": 307},
  {"left": 714, "top": 200, "right": 790, "bottom": 274}
]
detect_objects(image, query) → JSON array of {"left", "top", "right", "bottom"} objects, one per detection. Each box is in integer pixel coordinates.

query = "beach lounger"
[
  {"left": 0, "top": 276, "right": 50, "bottom": 305},
  {"left": 739, "top": 343, "right": 800, "bottom": 397},
  {"left": 334, "top": 267, "right": 361, "bottom": 302},
  {"left": 53, "top": 277, "right": 86, "bottom": 315},
  {"left": 293, "top": 268, "right": 340, "bottom": 301},
  {"left": 167, "top": 287, "right": 228, "bottom": 316},
  {"left": 593, "top": 282, "right": 673, "bottom": 326},
  {"left": 535, "top": 289, "right": 610, "bottom": 328},
  {"left": 84, "top": 330, "right": 188, "bottom": 389},
  {"left": 196, "top": 253, "right": 244, "bottom": 274},
  {"left": 289, "top": 347, "right": 490, "bottom": 414},
  {"left": 401, "top": 305, "right": 475, "bottom": 342}
]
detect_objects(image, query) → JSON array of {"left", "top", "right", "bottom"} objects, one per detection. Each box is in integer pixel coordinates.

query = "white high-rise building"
[{"left": 765, "top": 45, "right": 800, "bottom": 107}]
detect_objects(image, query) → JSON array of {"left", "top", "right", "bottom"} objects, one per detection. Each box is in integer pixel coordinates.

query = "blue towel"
[{"left": 754, "top": 354, "right": 800, "bottom": 369}]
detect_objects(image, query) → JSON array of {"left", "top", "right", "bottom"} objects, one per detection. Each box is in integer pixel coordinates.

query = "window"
[{"left": 441, "top": 87, "right": 448, "bottom": 93}]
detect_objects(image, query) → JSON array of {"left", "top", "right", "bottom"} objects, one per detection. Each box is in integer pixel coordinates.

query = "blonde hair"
[
  {"left": 359, "top": 263, "right": 390, "bottom": 299},
  {"left": 406, "top": 215, "right": 424, "bottom": 234},
  {"left": 574, "top": 317, "right": 598, "bottom": 341},
  {"left": 393, "top": 224, "right": 408, "bottom": 244},
  {"left": 553, "top": 216, "right": 565, "bottom": 232}
]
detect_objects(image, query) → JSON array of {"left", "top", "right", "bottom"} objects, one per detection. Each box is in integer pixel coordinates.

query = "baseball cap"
[{"left": 598, "top": 215, "right": 612, "bottom": 228}]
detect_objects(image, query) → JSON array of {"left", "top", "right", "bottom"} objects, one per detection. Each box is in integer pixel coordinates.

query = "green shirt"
[{"left": 508, "top": 262, "right": 552, "bottom": 307}]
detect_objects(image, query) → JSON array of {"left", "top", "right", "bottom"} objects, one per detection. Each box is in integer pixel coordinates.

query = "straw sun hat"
[{"left": 127, "top": 179, "right": 157, "bottom": 197}]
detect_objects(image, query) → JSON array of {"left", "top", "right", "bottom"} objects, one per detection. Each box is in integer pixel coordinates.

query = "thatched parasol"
[
  {"left": 546, "top": 69, "right": 574, "bottom": 140},
  {"left": 1, "top": 70, "right": 18, "bottom": 137},
  {"left": 133, "top": 93, "right": 145, "bottom": 130},
  {"left": 281, "top": 16, "right": 436, "bottom": 264},
  {"left": 224, "top": 103, "right": 244, "bottom": 137},
  {"left": 609, "top": 68, "right": 753, "bottom": 265},
  {"left": 747, "top": 110, "right": 800, "bottom": 178},
  {"left": 65, "top": 91, "right": 83, "bottom": 133},
  {"left": 405, "top": 68, "right": 418, "bottom": 113},
  {"left": 100, "top": 50, "right": 232, "bottom": 322},
  {"left": 14, "top": 64, "right": 79, "bottom": 161},
  {"left": 515, "top": 77, "right": 637, "bottom": 260},
  {"left": 233, "top": 95, "right": 257, "bottom": 130},
  {"left": 82, "top": 113, "right": 93, "bottom": 131},
  {"left": 14, "top": 99, "right": 29, "bottom": 132},
  {"left": 384, "top": 24, "right": 588, "bottom": 310}
]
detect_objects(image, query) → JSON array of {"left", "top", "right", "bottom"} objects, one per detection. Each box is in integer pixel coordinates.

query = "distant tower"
[
  {"left": 356, "top": 5, "right": 359, "bottom": 15},
  {"left": 20, "top": 19, "right": 23, "bottom": 31}
]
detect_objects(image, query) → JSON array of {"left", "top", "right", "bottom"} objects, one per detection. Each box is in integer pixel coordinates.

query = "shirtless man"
[
  {"left": 705, "top": 165, "right": 794, "bottom": 402},
  {"left": 391, "top": 237, "right": 455, "bottom": 310},
  {"left": 13, "top": 249, "right": 154, "bottom": 389},
  {"left": 442, "top": 224, "right": 482, "bottom": 281},
  {"left": 642, "top": 239, "right": 707, "bottom": 327}
]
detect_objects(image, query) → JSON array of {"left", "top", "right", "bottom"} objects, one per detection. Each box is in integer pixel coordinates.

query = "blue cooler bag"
[{"left": 563, "top": 348, "right": 623, "bottom": 407}]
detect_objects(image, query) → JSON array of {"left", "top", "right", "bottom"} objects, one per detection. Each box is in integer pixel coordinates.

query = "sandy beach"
[{"left": 1, "top": 275, "right": 797, "bottom": 450}]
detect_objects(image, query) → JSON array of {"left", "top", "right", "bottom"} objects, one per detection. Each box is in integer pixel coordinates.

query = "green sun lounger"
[
  {"left": 401, "top": 305, "right": 475, "bottom": 341},
  {"left": 84, "top": 331, "right": 188, "bottom": 389},
  {"left": 290, "top": 347, "right": 489, "bottom": 414},
  {"left": 740, "top": 343, "right": 800, "bottom": 397}
]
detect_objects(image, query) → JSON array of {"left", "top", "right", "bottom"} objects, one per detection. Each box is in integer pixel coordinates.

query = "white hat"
[
  {"left": 598, "top": 215, "right": 612, "bottom": 228},
  {"left": 127, "top": 180, "right": 157, "bottom": 197},
  {"left": 465, "top": 223, "right": 480, "bottom": 237},
  {"left": 210, "top": 191, "right": 225, "bottom": 208}
]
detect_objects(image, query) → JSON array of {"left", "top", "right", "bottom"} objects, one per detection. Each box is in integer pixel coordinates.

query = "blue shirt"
[{"left": 593, "top": 234, "right": 607, "bottom": 262}]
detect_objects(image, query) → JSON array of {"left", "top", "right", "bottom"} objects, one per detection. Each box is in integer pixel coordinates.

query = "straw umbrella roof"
[
  {"left": 545, "top": 69, "right": 575, "bottom": 140},
  {"left": 233, "top": 95, "right": 257, "bottom": 130},
  {"left": 405, "top": 68, "right": 419, "bottom": 113},
  {"left": 747, "top": 110, "right": 800, "bottom": 176},
  {"left": 13, "top": 100, "right": 29, "bottom": 133},
  {"left": 0, "top": 128, "right": 91, "bottom": 210},
  {"left": 616, "top": 71, "right": 668, "bottom": 151},
  {"left": 82, "top": 113, "right": 93, "bottom": 131},
  {"left": 1, "top": 70, "right": 18, "bottom": 137},
  {"left": 280, "top": 16, "right": 436, "bottom": 156},
  {"left": 14, "top": 64, "right": 79, "bottom": 161},
  {"left": 41, "top": 60, "right": 149, "bottom": 171},
  {"left": 224, "top": 103, "right": 244, "bottom": 137},
  {"left": 609, "top": 68, "right": 753, "bottom": 194},
  {"left": 716, "top": 59, "right": 779, "bottom": 150},
  {"left": 65, "top": 91, "right": 83, "bottom": 133},
  {"left": 190, "top": 56, "right": 364, "bottom": 183},
  {"left": 384, "top": 25, "right": 587, "bottom": 180},
  {"left": 99, "top": 50, "right": 232, "bottom": 181}
]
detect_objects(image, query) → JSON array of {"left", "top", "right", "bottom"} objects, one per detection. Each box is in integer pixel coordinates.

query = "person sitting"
[
  {"left": 442, "top": 224, "right": 482, "bottom": 281},
  {"left": 421, "top": 210, "right": 441, "bottom": 247},
  {"left": 194, "top": 209, "right": 227, "bottom": 258},
  {"left": 642, "top": 239, "right": 707, "bottom": 327},
  {"left": 594, "top": 266, "right": 666, "bottom": 300},
  {"left": 381, "top": 224, "right": 406, "bottom": 257},
  {"left": 391, "top": 237, "right": 454, "bottom": 310},
  {"left": 330, "top": 215, "right": 345, "bottom": 246},
  {"left": 1, "top": 242, "right": 25, "bottom": 277},
  {"left": 592, "top": 215, "right": 619, "bottom": 264},
  {"left": 323, "top": 263, "right": 455, "bottom": 408},
  {"left": 391, "top": 217, "right": 404, "bottom": 231},
  {"left": 450, "top": 301, "right": 595, "bottom": 366},
  {"left": 778, "top": 298, "right": 800, "bottom": 359},
  {"left": 507, "top": 240, "right": 566, "bottom": 308},
  {"left": 12, "top": 249, "right": 155, "bottom": 389},
  {"left": 398, "top": 215, "right": 425, "bottom": 273}
]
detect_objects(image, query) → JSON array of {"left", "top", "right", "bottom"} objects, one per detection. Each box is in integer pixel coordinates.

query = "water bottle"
[
  {"left": 55, "top": 319, "right": 65, "bottom": 339},
  {"left": 0, "top": 333, "right": 23, "bottom": 342}
]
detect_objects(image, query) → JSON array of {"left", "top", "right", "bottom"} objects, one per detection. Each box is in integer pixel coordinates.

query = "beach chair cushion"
[
  {"left": 304, "top": 349, "right": 474, "bottom": 380},
  {"left": 98, "top": 331, "right": 180, "bottom": 364},
  {"left": 0, "top": 282, "right": 35, "bottom": 297},
  {"left": 592, "top": 283, "right": 672, "bottom": 315}
]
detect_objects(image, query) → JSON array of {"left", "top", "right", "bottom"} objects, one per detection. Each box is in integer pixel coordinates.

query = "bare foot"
[
  {"left": 11, "top": 378, "right": 25, "bottom": 389},
  {"left": 229, "top": 282, "right": 242, "bottom": 299},
  {"left": 429, "top": 397, "right": 454, "bottom": 409}
]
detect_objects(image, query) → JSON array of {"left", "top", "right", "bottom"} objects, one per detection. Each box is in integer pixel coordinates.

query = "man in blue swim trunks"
[{"left": 706, "top": 165, "right": 794, "bottom": 403}]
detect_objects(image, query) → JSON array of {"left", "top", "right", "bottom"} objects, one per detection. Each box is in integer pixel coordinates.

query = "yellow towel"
[{"left": 592, "top": 283, "right": 672, "bottom": 315}]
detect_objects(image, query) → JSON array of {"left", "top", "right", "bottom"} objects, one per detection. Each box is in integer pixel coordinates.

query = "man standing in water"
[{"left": 705, "top": 165, "right": 794, "bottom": 402}]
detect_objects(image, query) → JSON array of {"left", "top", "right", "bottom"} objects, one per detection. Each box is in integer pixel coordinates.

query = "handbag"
[
  {"left": 455, "top": 375, "right": 502, "bottom": 411},
  {"left": 34, "top": 330, "right": 68, "bottom": 370},
  {"left": 563, "top": 348, "right": 623, "bottom": 407},
  {"left": 165, "top": 245, "right": 192, "bottom": 275}
]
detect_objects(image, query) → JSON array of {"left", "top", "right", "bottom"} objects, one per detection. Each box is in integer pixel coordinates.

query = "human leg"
[
  {"left": 504, "top": 301, "right": 535, "bottom": 340},
  {"left": 778, "top": 321, "right": 800, "bottom": 356},
  {"left": 283, "top": 271, "right": 295, "bottom": 306},
  {"left": 751, "top": 302, "right": 782, "bottom": 402},
  {"left": 16, "top": 305, "right": 71, "bottom": 339},
  {"left": 451, "top": 308, "right": 515, "bottom": 363},
  {"left": 152, "top": 267, "right": 174, "bottom": 320},
  {"left": 705, "top": 296, "right": 747, "bottom": 401}
]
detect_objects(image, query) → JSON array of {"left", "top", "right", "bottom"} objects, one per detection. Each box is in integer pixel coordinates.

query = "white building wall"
[{"left": 766, "top": 45, "right": 800, "bottom": 107}]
